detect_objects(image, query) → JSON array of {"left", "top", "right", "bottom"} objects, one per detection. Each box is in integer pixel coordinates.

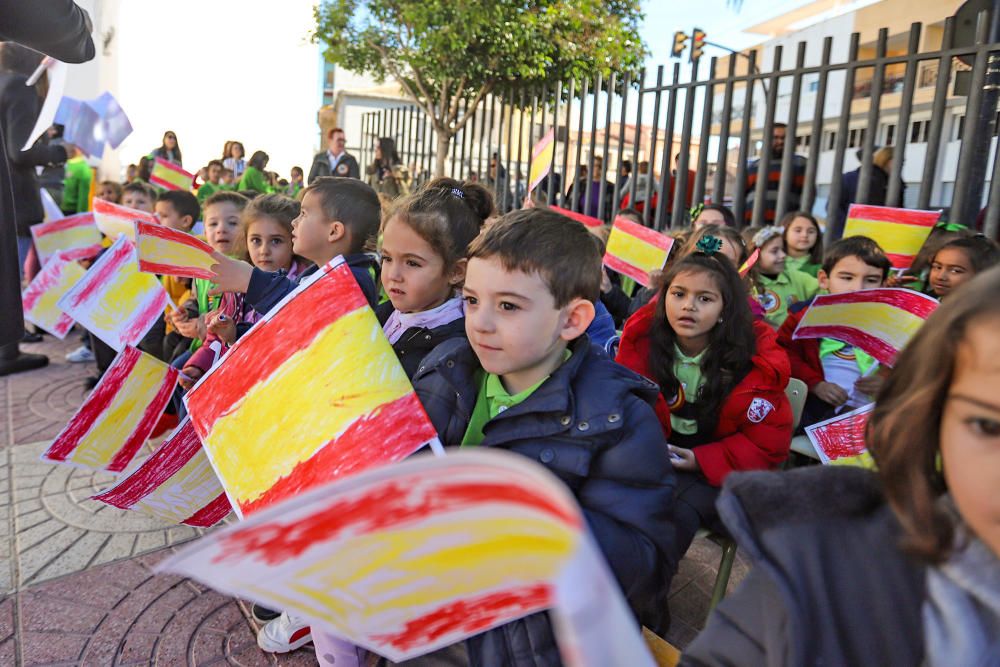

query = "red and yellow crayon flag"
[
  {"left": 792, "top": 288, "right": 938, "bottom": 367},
  {"left": 843, "top": 204, "right": 940, "bottom": 270},
  {"left": 30, "top": 213, "right": 102, "bottom": 265},
  {"left": 21, "top": 253, "right": 86, "bottom": 339},
  {"left": 184, "top": 257, "right": 441, "bottom": 518},
  {"left": 42, "top": 346, "right": 178, "bottom": 472},
  {"left": 92, "top": 418, "right": 231, "bottom": 527},
  {"left": 603, "top": 216, "right": 674, "bottom": 286},
  {"left": 93, "top": 198, "right": 156, "bottom": 241},
  {"left": 739, "top": 247, "right": 760, "bottom": 278},
  {"left": 550, "top": 204, "right": 604, "bottom": 229},
  {"left": 135, "top": 220, "right": 216, "bottom": 279},
  {"left": 149, "top": 157, "right": 195, "bottom": 191},
  {"left": 528, "top": 128, "right": 555, "bottom": 194},
  {"left": 805, "top": 403, "right": 874, "bottom": 467}
]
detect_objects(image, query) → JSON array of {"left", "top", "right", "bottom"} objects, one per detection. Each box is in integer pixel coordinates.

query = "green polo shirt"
[
  {"left": 785, "top": 254, "right": 821, "bottom": 278},
  {"left": 756, "top": 269, "right": 819, "bottom": 328},
  {"left": 461, "top": 350, "right": 572, "bottom": 447},
  {"left": 670, "top": 346, "right": 705, "bottom": 436}
]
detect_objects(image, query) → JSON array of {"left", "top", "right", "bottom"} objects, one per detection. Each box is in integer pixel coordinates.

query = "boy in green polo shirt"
[
  {"left": 411, "top": 208, "right": 677, "bottom": 663},
  {"left": 61, "top": 145, "right": 92, "bottom": 214}
]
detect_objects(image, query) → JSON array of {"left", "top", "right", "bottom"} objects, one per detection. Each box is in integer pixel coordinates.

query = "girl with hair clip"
[
  {"left": 377, "top": 177, "right": 494, "bottom": 378},
  {"left": 748, "top": 225, "right": 818, "bottom": 328},
  {"left": 683, "top": 223, "right": 766, "bottom": 322},
  {"left": 683, "top": 265, "right": 1000, "bottom": 667},
  {"left": 616, "top": 235, "right": 792, "bottom": 567},
  {"left": 780, "top": 210, "right": 823, "bottom": 278}
]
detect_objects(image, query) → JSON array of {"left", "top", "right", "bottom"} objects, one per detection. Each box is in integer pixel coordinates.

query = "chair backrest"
[{"left": 785, "top": 378, "right": 808, "bottom": 431}]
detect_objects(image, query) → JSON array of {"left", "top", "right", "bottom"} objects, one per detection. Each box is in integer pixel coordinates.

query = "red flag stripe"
[
  {"left": 106, "top": 365, "right": 178, "bottom": 472},
  {"left": 182, "top": 493, "right": 232, "bottom": 527},
  {"left": 603, "top": 253, "right": 649, "bottom": 285},
  {"left": 33, "top": 213, "right": 96, "bottom": 235},
  {"left": 118, "top": 290, "right": 170, "bottom": 348},
  {"left": 136, "top": 220, "right": 214, "bottom": 253},
  {"left": 64, "top": 239, "right": 133, "bottom": 307},
  {"left": 793, "top": 324, "right": 899, "bottom": 367},
  {"left": 137, "top": 260, "right": 215, "bottom": 281},
  {"left": 612, "top": 216, "right": 673, "bottom": 250},
  {"left": 846, "top": 205, "right": 940, "bottom": 227},
  {"left": 549, "top": 205, "right": 603, "bottom": 228},
  {"left": 808, "top": 288, "right": 938, "bottom": 318}
]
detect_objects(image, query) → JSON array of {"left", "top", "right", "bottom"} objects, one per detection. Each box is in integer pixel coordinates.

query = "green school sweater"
[
  {"left": 238, "top": 166, "right": 271, "bottom": 194},
  {"left": 197, "top": 181, "right": 220, "bottom": 204},
  {"left": 62, "top": 157, "right": 92, "bottom": 214},
  {"left": 756, "top": 269, "right": 819, "bottom": 328},
  {"left": 785, "top": 254, "right": 821, "bottom": 279}
]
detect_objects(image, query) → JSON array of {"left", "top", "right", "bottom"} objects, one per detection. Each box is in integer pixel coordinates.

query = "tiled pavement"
[{"left": 1, "top": 335, "right": 747, "bottom": 665}]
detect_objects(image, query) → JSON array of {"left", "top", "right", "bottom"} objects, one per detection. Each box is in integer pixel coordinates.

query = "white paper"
[
  {"left": 39, "top": 188, "right": 64, "bottom": 222},
  {"left": 21, "top": 60, "right": 67, "bottom": 151}
]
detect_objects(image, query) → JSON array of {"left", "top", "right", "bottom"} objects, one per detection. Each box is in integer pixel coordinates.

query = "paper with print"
[
  {"left": 62, "top": 99, "right": 105, "bottom": 157},
  {"left": 791, "top": 288, "right": 938, "bottom": 367},
  {"left": 30, "top": 213, "right": 103, "bottom": 265},
  {"left": 21, "top": 59, "right": 67, "bottom": 151},
  {"left": 21, "top": 253, "right": 86, "bottom": 338},
  {"left": 149, "top": 157, "right": 195, "bottom": 192},
  {"left": 42, "top": 347, "right": 178, "bottom": 472},
  {"left": 86, "top": 91, "right": 133, "bottom": 148},
  {"left": 184, "top": 257, "right": 441, "bottom": 519},
  {"left": 92, "top": 418, "right": 231, "bottom": 527},
  {"left": 135, "top": 220, "right": 216, "bottom": 279},
  {"left": 604, "top": 216, "right": 674, "bottom": 286},
  {"left": 57, "top": 235, "right": 169, "bottom": 352},
  {"left": 93, "top": 198, "right": 157, "bottom": 241},
  {"left": 805, "top": 403, "right": 875, "bottom": 466},
  {"left": 157, "top": 448, "right": 654, "bottom": 666},
  {"left": 843, "top": 205, "right": 940, "bottom": 270}
]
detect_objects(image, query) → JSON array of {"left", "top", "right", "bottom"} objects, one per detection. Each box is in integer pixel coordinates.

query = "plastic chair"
[{"left": 699, "top": 378, "right": 809, "bottom": 617}]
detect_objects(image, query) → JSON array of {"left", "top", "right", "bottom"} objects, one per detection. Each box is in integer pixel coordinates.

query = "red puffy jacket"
[{"left": 616, "top": 302, "right": 793, "bottom": 486}]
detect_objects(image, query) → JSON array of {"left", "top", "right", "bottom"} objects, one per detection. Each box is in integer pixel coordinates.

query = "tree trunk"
[{"left": 434, "top": 129, "right": 453, "bottom": 178}]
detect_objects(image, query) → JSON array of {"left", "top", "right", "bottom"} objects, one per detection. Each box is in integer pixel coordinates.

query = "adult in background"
[
  {"left": 0, "top": 0, "right": 95, "bottom": 370},
  {"left": 150, "top": 130, "right": 182, "bottom": 166},
  {"left": 367, "top": 137, "right": 410, "bottom": 200},
  {"left": 223, "top": 140, "right": 246, "bottom": 179},
  {"left": 829, "top": 146, "right": 904, "bottom": 235},
  {"left": 308, "top": 126, "right": 359, "bottom": 183},
  {"left": 744, "top": 122, "right": 806, "bottom": 225}
]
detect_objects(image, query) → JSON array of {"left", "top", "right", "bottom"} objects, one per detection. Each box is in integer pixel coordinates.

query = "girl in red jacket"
[{"left": 617, "top": 236, "right": 793, "bottom": 564}]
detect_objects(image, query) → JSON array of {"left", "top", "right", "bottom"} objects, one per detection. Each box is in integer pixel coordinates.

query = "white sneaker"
[
  {"left": 66, "top": 346, "right": 95, "bottom": 363},
  {"left": 256, "top": 611, "right": 312, "bottom": 653}
]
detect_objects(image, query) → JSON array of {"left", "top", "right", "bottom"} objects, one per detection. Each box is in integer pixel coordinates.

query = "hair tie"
[
  {"left": 696, "top": 234, "right": 724, "bottom": 256},
  {"left": 752, "top": 226, "right": 784, "bottom": 250},
  {"left": 934, "top": 221, "right": 965, "bottom": 232},
  {"left": 450, "top": 188, "right": 465, "bottom": 199},
  {"left": 689, "top": 202, "right": 705, "bottom": 221}
]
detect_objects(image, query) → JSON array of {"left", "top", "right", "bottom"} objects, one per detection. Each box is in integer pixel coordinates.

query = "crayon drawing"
[
  {"left": 805, "top": 403, "right": 875, "bottom": 466},
  {"left": 603, "top": 216, "right": 674, "bottom": 286},
  {"left": 135, "top": 220, "right": 216, "bottom": 279},
  {"left": 30, "top": 213, "right": 103, "bottom": 265},
  {"left": 843, "top": 205, "right": 940, "bottom": 270},
  {"left": 93, "top": 198, "right": 157, "bottom": 241},
  {"left": 22, "top": 253, "right": 86, "bottom": 338}
]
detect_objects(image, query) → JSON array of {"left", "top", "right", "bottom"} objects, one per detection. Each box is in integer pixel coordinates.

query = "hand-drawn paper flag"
[
  {"left": 158, "top": 449, "right": 655, "bottom": 666},
  {"left": 135, "top": 220, "right": 216, "bottom": 280},
  {"left": 93, "top": 198, "right": 157, "bottom": 241},
  {"left": 42, "top": 347, "right": 178, "bottom": 472},
  {"left": 805, "top": 403, "right": 875, "bottom": 467},
  {"left": 528, "top": 129, "right": 555, "bottom": 194},
  {"left": 792, "top": 288, "right": 938, "bottom": 367},
  {"left": 92, "top": 418, "right": 231, "bottom": 527},
  {"left": 739, "top": 247, "right": 760, "bottom": 278},
  {"left": 150, "top": 157, "right": 195, "bottom": 192},
  {"left": 550, "top": 205, "right": 603, "bottom": 229},
  {"left": 843, "top": 204, "right": 940, "bottom": 270},
  {"left": 40, "top": 187, "right": 65, "bottom": 223},
  {"left": 30, "top": 213, "right": 103, "bottom": 265},
  {"left": 57, "top": 235, "right": 168, "bottom": 352},
  {"left": 22, "top": 253, "right": 86, "bottom": 339},
  {"left": 603, "top": 216, "right": 674, "bottom": 286},
  {"left": 184, "top": 257, "right": 441, "bottom": 519}
]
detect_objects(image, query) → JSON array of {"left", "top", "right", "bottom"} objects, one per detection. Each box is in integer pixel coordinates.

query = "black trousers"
[{"left": 671, "top": 471, "right": 723, "bottom": 566}]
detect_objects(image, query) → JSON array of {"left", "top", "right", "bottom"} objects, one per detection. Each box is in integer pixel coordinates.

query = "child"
[
  {"left": 121, "top": 180, "right": 157, "bottom": 212},
  {"left": 61, "top": 145, "right": 91, "bottom": 214},
  {"left": 749, "top": 225, "right": 818, "bottom": 328},
  {"left": 378, "top": 178, "right": 493, "bottom": 378},
  {"left": 682, "top": 224, "right": 765, "bottom": 321},
  {"left": 95, "top": 180, "right": 122, "bottom": 204},
  {"left": 926, "top": 235, "right": 1000, "bottom": 299},
  {"left": 238, "top": 151, "right": 271, "bottom": 194},
  {"left": 616, "top": 237, "right": 792, "bottom": 568},
  {"left": 683, "top": 265, "right": 1000, "bottom": 666},
  {"left": 220, "top": 167, "right": 236, "bottom": 189},
  {"left": 780, "top": 210, "right": 823, "bottom": 277},
  {"left": 412, "top": 208, "right": 676, "bottom": 660},
  {"left": 197, "top": 159, "right": 224, "bottom": 204},
  {"left": 181, "top": 194, "right": 307, "bottom": 388},
  {"left": 206, "top": 177, "right": 381, "bottom": 317},
  {"left": 154, "top": 190, "right": 201, "bottom": 361},
  {"left": 777, "top": 236, "right": 892, "bottom": 427},
  {"left": 692, "top": 203, "right": 736, "bottom": 229},
  {"left": 287, "top": 166, "right": 304, "bottom": 198}
]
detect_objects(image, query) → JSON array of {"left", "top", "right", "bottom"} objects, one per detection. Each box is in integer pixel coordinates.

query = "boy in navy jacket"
[{"left": 412, "top": 208, "right": 676, "bottom": 666}]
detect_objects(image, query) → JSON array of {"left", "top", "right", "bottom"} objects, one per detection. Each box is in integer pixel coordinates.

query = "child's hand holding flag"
[
  {"left": 207, "top": 250, "right": 254, "bottom": 296},
  {"left": 206, "top": 311, "right": 236, "bottom": 345}
]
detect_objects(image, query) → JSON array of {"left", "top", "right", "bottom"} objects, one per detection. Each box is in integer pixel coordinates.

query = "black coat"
[
  {"left": 308, "top": 150, "right": 360, "bottom": 183},
  {"left": 374, "top": 301, "right": 466, "bottom": 380},
  {"left": 0, "top": 0, "right": 95, "bottom": 346},
  {"left": 413, "top": 335, "right": 677, "bottom": 666},
  {"left": 681, "top": 466, "right": 926, "bottom": 666}
]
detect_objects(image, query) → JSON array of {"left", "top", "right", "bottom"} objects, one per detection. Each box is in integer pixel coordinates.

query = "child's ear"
[
  {"left": 448, "top": 258, "right": 468, "bottom": 286},
  {"left": 328, "top": 221, "right": 347, "bottom": 244},
  {"left": 817, "top": 269, "right": 830, "bottom": 291},
  {"left": 560, "top": 298, "right": 596, "bottom": 342}
]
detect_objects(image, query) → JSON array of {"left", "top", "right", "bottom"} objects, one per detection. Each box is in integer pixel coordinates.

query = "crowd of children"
[{"left": 27, "top": 129, "right": 1000, "bottom": 665}]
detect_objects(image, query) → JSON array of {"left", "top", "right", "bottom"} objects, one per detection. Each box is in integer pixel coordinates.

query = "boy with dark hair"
[
  {"left": 121, "top": 180, "right": 157, "bottom": 212},
  {"left": 207, "top": 176, "right": 380, "bottom": 312},
  {"left": 155, "top": 190, "right": 200, "bottom": 232},
  {"left": 411, "top": 207, "right": 677, "bottom": 665},
  {"left": 778, "top": 235, "right": 893, "bottom": 427},
  {"left": 197, "top": 159, "right": 225, "bottom": 204}
]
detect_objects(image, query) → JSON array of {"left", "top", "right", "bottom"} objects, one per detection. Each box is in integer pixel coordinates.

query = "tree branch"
[
  {"left": 447, "top": 75, "right": 467, "bottom": 126},
  {"left": 368, "top": 39, "right": 439, "bottom": 126},
  {"left": 453, "top": 82, "right": 494, "bottom": 133}
]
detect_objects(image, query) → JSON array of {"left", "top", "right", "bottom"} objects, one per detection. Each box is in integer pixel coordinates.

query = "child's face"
[
  {"left": 940, "top": 314, "right": 1000, "bottom": 558},
  {"left": 463, "top": 256, "right": 587, "bottom": 394},
  {"left": 381, "top": 217, "right": 457, "bottom": 314},
  {"left": 694, "top": 209, "right": 727, "bottom": 229},
  {"left": 154, "top": 200, "right": 193, "bottom": 232},
  {"left": 208, "top": 164, "right": 221, "bottom": 183},
  {"left": 222, "top": 171, "right": 234, "bottom": 184},
  {"left": 122, "top": 191, "right": 153, "bottom": 213},
  {"left": 247, "top": 217, "right": 294, "bottom": 273},
  {"left": 929, "top": 247, "right": 974, "bottom": 298},
  {"left": 96, "top": 184, "right": 118, "bottom": 203},
  {"left": 204, "top": 202, "right": 242, "bottom": 255},
  {"left": 757, "top": 237, "right": 786, "bottom": 274},
  {"left": 785, "top": 217, "right": 818, "bottom": 254},
  {"left": 664, "top": 269, "right": 724, "bottom": 355},
  {"left": 291, "top": 190, "right": 343, "bottom": 264},
  {"left": 818, "top": 255, "right": 884, "bottom": 294}
]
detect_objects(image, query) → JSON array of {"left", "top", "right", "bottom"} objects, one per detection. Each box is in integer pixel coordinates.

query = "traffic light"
[
  {"left": 671, "top": 31, "right": 689, "bottom": 59},
  {"left": 691, "top": 28, "right": 707, "bottom": 62}
]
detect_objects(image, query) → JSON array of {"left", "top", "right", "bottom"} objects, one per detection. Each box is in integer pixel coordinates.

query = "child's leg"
[
  {"left": 88, "top": 332, "right": 117, "bottom": 376},
  {"left": 670, "top": 471, "right": 722, "bottom": 568}
]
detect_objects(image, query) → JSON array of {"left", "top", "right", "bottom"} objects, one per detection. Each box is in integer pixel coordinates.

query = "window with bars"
[{"left": 911, "top": 120, "right": 930, "bottom": 143}]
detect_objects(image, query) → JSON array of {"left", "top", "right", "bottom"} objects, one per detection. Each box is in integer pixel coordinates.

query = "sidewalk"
[{"left": 1, "top": 336, "right": 747, "bottom": 665}]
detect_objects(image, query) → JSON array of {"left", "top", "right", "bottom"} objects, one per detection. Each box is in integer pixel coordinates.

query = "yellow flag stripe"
[
  {"left": 800, "top": 301, "right": 926, "bottom": 348},
  {"left": 843, "top": 218, "right": 932, "bottom": 256},
  {"left": 137, "top": 235, "right": 215, "bottom": 272},
  {"left": 606, "top": 229, "right": 669, "bottom": 273}
]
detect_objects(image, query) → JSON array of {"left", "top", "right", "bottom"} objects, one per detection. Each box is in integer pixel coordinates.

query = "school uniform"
[
  {"left": 616, "top": 301, "right": 792, "bottom": 564},
  {"left": 754, "top": 269, "right": 818, "bottom": 328},
  {"left": 376, "top": 298, "right": 466, "bottom": 380},
  {"left": 412, "top": 335, "right": 677, "bottom": 663},
  {"left": 784, "top": 254, "right": 821, "bottom": 278}
]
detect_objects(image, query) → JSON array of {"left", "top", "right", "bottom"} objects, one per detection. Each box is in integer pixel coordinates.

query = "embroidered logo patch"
[
  {"left": 336, "top": 163, "right": 350, "bottom": 175},
  {"left": 747, "top": 397, "right": 774, "bottom": 423},
  {"left": 757, "top": 289, "right": 781, "bottom": 314}
]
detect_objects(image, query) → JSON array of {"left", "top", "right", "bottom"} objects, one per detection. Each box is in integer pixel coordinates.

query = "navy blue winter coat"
[
  {"left": 412, "top": 335, "right": 677, "bottom": 667},
  {"left": 375, "top": 301, "right": 466, "bottom": 380}
]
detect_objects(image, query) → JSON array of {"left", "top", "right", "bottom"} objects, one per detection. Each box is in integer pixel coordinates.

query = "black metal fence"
[{"left": 358, "top": 12, "right": 1000, "bottom": 241}]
